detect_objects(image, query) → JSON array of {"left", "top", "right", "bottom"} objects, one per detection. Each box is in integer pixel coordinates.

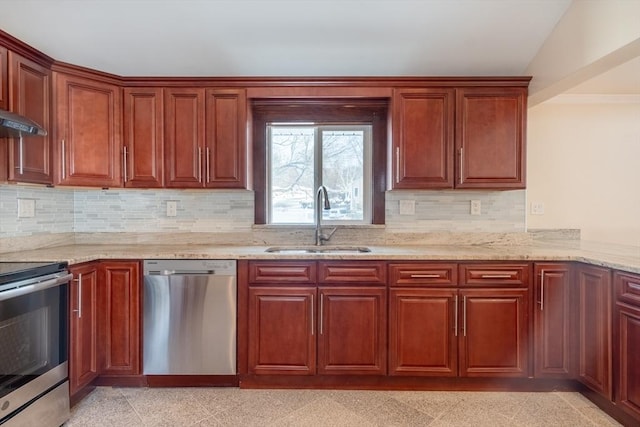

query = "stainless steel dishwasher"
[{"left": 143, "top": 259, "right": 236, "bottom": 375}]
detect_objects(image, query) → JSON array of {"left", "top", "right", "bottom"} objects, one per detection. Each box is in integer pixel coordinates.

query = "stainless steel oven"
[{"left": 0, "top": 262, "right": 72, "bottom": 427}]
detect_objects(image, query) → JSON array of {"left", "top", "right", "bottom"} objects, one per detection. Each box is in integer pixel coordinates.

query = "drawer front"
[
  {"left": 249, "top": 261, "right": 316, "bottom": 284},
  {"left": 459, "top": 263, "right": 530, "bottom": 286},
  {"left": 318, "top": 261, "right": 386, "bottom": 285},
  {"left": 615, "top": 271, "right": 640, "bottom": 306},
  {"left": 389, "top": 263, "right": 457, "bottom": 286}
]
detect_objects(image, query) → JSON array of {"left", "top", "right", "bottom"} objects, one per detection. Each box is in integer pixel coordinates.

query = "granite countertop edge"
[{"left": 2, "top": 241, "right": 639, "bottom": 275}]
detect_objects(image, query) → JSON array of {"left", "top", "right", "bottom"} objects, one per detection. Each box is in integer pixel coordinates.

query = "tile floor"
[{"left": 65, "top": 387, "right": 622, "bottom": 426}]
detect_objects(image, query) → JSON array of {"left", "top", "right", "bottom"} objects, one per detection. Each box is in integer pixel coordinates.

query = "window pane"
[
  {"left": 322, "top": 129, "right": 365, "bottom": 221},
  {"left": 269, "top": 126, "right": 315, "bottom": 223}
]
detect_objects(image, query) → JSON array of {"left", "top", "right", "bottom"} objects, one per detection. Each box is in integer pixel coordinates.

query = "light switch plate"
[
  {"left": 531, "top": 202, "right": 545, "bottom": 215},
  {"left": 17, "top": 198, "right": 36, "bottom": 218},
  {"left": 470, "top": 200, "right": 481, "bottom": 216},
  {"left": 166, "top": 200, "right": 177, "bottom": 217},
  {"left": 399, "top": 200, "right": 416, "bottom": 215}
]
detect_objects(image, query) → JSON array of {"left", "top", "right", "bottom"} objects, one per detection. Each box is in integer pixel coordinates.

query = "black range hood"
[{"left": 0, "top": 108, "right": 47, "bottom": 138}]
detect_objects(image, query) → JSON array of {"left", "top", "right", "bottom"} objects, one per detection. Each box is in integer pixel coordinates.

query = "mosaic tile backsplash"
[{"left": 1, "top": 184, "right": 525, "bottom": 240}]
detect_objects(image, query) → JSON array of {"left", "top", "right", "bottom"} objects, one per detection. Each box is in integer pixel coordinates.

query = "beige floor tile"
[
  {"left": 387, "top": 391, "right": 465, "bottom": 419},
  {"left": 66, "top": 387, "right": 141, "bottom": 427},
  {"left": 271, "top": 396, "right": 374, "bottom": 427},
  {"left": 118, "top": 387, "right": 211, "bottom": 426}
]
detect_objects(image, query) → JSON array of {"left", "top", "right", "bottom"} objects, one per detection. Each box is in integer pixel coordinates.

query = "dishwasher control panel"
[{"left": 143, "top": 259, "right": 236, "bottom": 275}]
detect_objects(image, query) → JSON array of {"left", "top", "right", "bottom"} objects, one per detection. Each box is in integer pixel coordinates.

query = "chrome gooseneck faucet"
[{"left": 315, "top": 185, "right": 337, "bottom": 246}]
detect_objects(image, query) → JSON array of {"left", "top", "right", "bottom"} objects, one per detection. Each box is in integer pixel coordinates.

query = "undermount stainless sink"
[{"left": 265, "top": 246, "right": 371, "bottom": 254}]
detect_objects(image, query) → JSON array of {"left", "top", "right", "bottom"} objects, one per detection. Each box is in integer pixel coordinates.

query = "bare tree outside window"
[{"left": 268, "top": 125, "right": 371, "bottom": 224}]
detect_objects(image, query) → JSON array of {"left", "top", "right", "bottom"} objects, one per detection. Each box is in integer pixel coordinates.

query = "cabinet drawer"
[
  {"left": 249, "top": 261, "right": 316, "bottom": 284},
  {"left": 318, "top": 261, "right": 386, "bottom": 285},
  {"left": 615, "top": 271, "right": 640, "bottom": 306},
  {"left": 459, "top": 263, "right": 530, "bottom": 286},
  {"left": 389, "top": 263, "right": 457, "bottom": 286}
]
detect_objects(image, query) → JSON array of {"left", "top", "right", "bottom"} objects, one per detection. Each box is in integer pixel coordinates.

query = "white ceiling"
[{"left": 1, "top": 0, "right": 572, "bottom": 77}]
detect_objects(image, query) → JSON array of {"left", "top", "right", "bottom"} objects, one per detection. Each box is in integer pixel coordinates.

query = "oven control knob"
[{"left": 1, "top": 400, "right": 9, "bottom": 411}]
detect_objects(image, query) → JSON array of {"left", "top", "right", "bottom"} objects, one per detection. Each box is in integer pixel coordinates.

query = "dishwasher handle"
[{"left": 146, "top": 269, "right": 221, "bottom": 276}]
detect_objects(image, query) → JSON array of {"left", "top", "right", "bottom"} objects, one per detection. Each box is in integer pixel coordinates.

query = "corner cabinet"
[
  {"left": 69, "top": 262, "right": 101, "bottom": 397},
  {"left": 54, "top": 72, "right": 122, "bottom": 187},
  {"left": 613, "top": 271, "right": 640, "bottom": 420},
  {"left": 6, "top": 52, "right": 52, "bottom": 184},
  {"left": 390, "top": 84, "right": 527, "bottom": 190}
]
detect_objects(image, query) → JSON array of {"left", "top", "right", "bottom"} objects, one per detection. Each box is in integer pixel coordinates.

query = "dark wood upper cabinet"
[
  {"left": 7, "top": 52, "right": 52, "bottom": 184},
  {"left": 164, "top": 88, "right": 205, "bottom": 188},
  {"left": 0, "top": 46, "right": 7, "bottom": 110},
  {"left": 392, "top": 88, "right": 455, "bottom": 189},
  {"left": 455, "top": 87, "right": 527, "bottom": 188},
  {"left": 123, "top": 87, "right": 164, "bottom": 188},
  {"left": 54, "top": 72, "right": 122, "bottom": 187},
  {"left": 205, "top": 89, "right": 246, "bottom": 188}
]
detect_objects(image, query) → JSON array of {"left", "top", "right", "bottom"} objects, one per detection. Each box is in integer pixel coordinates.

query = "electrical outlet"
[
  {"left": 399, "top": 200, "right": 415, "bottom": 215},
  {"left": 166, "top": 200, "right": 177, "bottom": 217},
  {"left": 17, "top": 199, "right": 35, "bottom": 218},
  {"left": 531, "top": 202, "right": 545, "bottom": 215},
  {"left": 470, "top": 200, "right": 481, "bottom": 216}
]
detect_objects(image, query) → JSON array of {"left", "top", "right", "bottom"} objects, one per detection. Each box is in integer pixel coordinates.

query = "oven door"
[{"left": 0, "top": 272, "right": 71, "bottom": 424}]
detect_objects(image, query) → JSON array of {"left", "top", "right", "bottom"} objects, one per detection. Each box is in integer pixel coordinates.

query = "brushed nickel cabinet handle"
[
  {"left": 18, "top": 135, "right": 24, "bottom": 175},
  {"left": 320, "top": 293, "right": 324, "bottom": 335},
  {"left": 395, "top": 146, "right": 400, "bottom": 183},
  {"left": 463, "top": 295, "right": 467, "bottom": 337},
  {"left": 454, "top": 294, "right": 458, "bottom": 337},
  {"left": 61, "top": 139, "right": 66, "bottom": 179},
  {"left": 410, "top": 274, "right": 440, "bottom": 279},
  {"left": 480, "top": 274, "right": 513, "bottom": 279},
  {"left": 123, "top": 146, "right": 128, "bottom": 183},
  {"left": 459, "top": 147, "right": 464, "bottom": 185},
  {"left": 198, "top": 147, "right": 203, "bottom": 182},
  {"left": 206, "top": 147, "right": 211, "bottom": 183},
  {"left": 539, "top": 270, "right": 545, "bottom": 311},
  {"left": 310, "top": 294, "right": 314, "bottom": 336}
]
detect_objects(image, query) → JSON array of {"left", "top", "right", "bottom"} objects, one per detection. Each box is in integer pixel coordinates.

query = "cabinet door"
[
  {"left": 318, "top": 287, "right": 387, "bottom": 375},
  {"left": 534, "top": 263, "right": 572, "bottom": 378},
  {"left": 391, "top": 88, "right": 454, "bottom": 189},
  {"left": 7, "top": 52, "right": 52, "bottom": 184},
  {"left": 205, "top": 89, "right": 246, "bottom": 188},
  {"left": 55, "top": 73, "right": 122, "bottom": 187},
  {"left": 0, "top": 46, "right": 7, "bottom": 110},
  {"left": 615, "top": 302, "right": 640, "bottom": 420},
  {"left": 100, "top": 261, "right": 141, "bottom": 376},
  {"left": 389, "top": 288, "right": 457, "bottom": 376},
  {"left": 576, "top": 264, "right": 612, "bottom": 399},
  {"left": 69, "top": 262, "right": 100, "bottom": 396},
  {"left": 164, "top": 88, "right": 205, "bottom": 188},
  {"left": 459, "top": 288, "right": 529, "bottom": 377},
  {"left": 248, "top": 287, "right": 316, "bottom": 375},
  {"left": 123, "top": 88, "right": 164, "bottom": 187},
  {"left": 455, "top": 88, "right": 526, "bottom": 189}
]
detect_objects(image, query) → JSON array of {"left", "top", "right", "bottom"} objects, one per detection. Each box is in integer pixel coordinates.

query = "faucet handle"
[{"left": 320, "top": 227, "right": 338, "bottom": 243}]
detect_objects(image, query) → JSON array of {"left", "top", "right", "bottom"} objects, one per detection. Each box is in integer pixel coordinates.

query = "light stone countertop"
[{"left": 1, "top": 239, "right": 639, "bottom": 274}]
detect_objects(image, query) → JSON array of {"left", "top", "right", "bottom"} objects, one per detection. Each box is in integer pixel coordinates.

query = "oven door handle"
[{"left": 0, "top": 273, "right": 73, "bottom": 302}]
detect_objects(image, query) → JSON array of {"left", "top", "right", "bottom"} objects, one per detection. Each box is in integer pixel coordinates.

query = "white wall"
[{"left": 527, "top": 98, "right": 640, "bottom": 246}]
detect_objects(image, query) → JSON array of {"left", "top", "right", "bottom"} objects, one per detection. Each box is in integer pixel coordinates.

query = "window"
[
  {"left": 268, "top": 124, "right": 372, "bottom": 224},
  {"left": 252, "top": 100, "right": 388, "bottom": 225}
]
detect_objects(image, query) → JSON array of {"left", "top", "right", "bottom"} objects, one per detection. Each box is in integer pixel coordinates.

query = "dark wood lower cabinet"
[
  {"left": 459, "top": 288, "right": 529, "bottom": 377},
  {"left": 534, "top": 263, "right": 572, "bottom": 378},
  {"left": 318, "top": 287, "right": 387, "bottom": 375},
  {"left": 69, "top": 262, "right": 100, "bottom": 397},
  {"left": 100, "top": 261, "right": 141, "bottom": 376},
  {"left": 247, "top": 287, "right": 316, "bottom": 375},
  {"left": 389, "top": 288, "right": 457, "bottom": 376},
  {"left": 615, "top": 303, "right": 640, "bottom": 420},
  {"left": 576, "top": 264, "right": 612, "bottom": 399}
]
